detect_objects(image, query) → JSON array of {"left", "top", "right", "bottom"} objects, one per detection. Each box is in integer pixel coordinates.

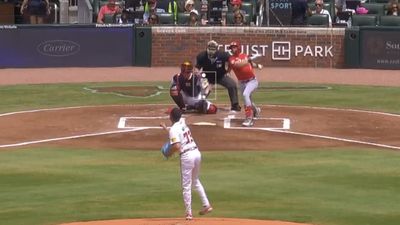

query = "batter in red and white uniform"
[{"left": 228, "top": 41, "right": 261, "bottom": 127}]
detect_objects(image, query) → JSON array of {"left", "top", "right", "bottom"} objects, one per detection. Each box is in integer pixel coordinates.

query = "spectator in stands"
[
  {"left": 143, "top": 0, "right": 166, "bottom": 24},
  {"left": 20, "top": 0, "right": 50, "bottom": 24},
  {"left": 148, "top": 13, "right": 160, "bottom": 24},
  {"left": 96, "top": 0, "right": 122, "bottom": 23},
  {"left": 291, "top": 0, "right": 309, "bottom": 26},
  {"left": 232, "top": 9, "right": 246, "bottom": 26},
  {"left": 311, "top": 0, "right": 332, "bottom": 27},
  {"left": 230, "top": 0, "right": 246, "bottom": 15},
  {"left": 355, "top": 1, "right": 368, "bottom": 15},
  {"left": 188, "top": 9, "right": 200, "bottom": 26},
  {"left": 184, "top": 0, "right": 195, "bottom": 12},
  {"left": 387, "top": 1, "right": 399, "bottom": 15}
]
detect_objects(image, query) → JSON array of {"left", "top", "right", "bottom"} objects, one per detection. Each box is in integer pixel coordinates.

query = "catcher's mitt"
[{"left": 161, "top": 141, "right": 172, "bottom": 159}]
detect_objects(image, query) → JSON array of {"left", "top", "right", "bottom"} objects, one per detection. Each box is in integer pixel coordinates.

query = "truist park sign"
[{"left": 220, "top": 42, "right": 334, "bottom": 60}]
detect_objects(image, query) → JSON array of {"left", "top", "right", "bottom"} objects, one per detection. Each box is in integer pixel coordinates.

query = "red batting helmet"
[
  {"left": 229, "top": 41, "right": 241, "bottom": 55},
  {"left": 229, "top": 41, "right": 240, "bottom": 49}
]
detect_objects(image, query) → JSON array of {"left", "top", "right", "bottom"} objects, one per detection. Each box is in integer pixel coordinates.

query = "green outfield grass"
[
  {"left": 0, "top": 82, "right": 399, "bottom": 113},
  {"left": 0, "top": 82, "right": 399, "bottom": 225}
]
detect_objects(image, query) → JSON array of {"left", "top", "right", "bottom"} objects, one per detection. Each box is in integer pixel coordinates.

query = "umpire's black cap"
[{"left": 170, "top": 107, "right": 182, "bottom": 123}]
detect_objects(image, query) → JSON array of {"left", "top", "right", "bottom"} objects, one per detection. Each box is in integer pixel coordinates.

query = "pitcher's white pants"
[{"left": 180, "top": 149, "right": 210, "bottom": 215}]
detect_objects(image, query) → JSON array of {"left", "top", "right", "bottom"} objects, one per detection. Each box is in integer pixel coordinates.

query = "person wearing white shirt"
[{"left": 312, "top": 0, "right": 332, "bottom": 27}]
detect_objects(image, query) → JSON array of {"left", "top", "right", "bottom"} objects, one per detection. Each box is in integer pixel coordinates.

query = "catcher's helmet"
[{"left": 181, "top": 60, "right": 193, "bottom": 73}]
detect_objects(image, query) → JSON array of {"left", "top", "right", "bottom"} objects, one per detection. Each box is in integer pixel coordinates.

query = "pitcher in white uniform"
[{"left": 160, "top": 107, "right": 213, "bottom": 220}]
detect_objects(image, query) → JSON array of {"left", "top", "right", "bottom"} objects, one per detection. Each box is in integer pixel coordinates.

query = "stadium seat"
[
  {"left": 368, "top": 0, "right": 389, "bottom": 3},
  {"left": 351, "top": 14, "right": 378, "bottom": 26},
  {"left": 241, "top": 2, "right": 254, "bottom": 22},
  {"left": 177, "top": 12, "right": 190, "bottom": 25},
  {"left": 157, "top": 13, "right": 174, "bottom": 24},
  {"left": 363, "top": 3, "right": 386, "bottom": 15},
  {"left": 379, "top": 15, "right": 400, "bottom": 26},
  {"left": 307, "top": 14, "right": 330, "bottom": 27}
]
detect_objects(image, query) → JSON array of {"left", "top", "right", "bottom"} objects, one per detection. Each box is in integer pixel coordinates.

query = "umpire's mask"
[{"left": 207, "top": 40, "right": 218, "bottom": 59}]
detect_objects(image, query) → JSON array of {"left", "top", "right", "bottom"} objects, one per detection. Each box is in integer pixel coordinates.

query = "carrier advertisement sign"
[
  {"left": 360, "top": 30, "right": 400, "bottom": 69},
  {"left": 0, "top": 25, "right": 133, "bottom": 68}
]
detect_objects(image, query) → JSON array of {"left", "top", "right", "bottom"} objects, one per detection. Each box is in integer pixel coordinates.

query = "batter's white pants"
[
  {"left": 180, "top": 149, "right": 210, "bottom": 215},
  {"left": 239, "top": 78, "right": 259, "bottom": 107}
]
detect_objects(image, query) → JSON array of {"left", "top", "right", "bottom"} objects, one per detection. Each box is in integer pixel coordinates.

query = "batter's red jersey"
[{"left": 228, "top": 53, "right": 255, "bottom": 81}]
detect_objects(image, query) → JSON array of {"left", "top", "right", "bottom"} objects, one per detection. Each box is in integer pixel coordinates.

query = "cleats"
[
  {"left": 231, "top": 104, "right": 241, "bottom": 112},
  {"left": 185, "top": 213, "right": 193, "bottom": 220},
  {"left": 242, "top": 117, "right": 254, "bottom": 127},
  {"left": 253, "top": 107, "right": 261, "bottom": 118},
  {"left": 199, "top": 205, "right": 213, "bottom": 215}
]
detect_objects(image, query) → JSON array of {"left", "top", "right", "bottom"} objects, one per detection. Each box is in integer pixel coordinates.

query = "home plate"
[{"left": 192, "top": 122, "right": 217, "bottom": 126}]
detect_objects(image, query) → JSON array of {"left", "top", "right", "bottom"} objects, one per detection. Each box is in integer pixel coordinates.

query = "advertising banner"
[
  {"left": 360, "top": 28, "right": 400, "bottom": 69},
  {"left": 268, "top": 0, "right": 292, "bottom": 26},
  {"left": 0, "top": 24, "right": 134, "bottom": 68}
]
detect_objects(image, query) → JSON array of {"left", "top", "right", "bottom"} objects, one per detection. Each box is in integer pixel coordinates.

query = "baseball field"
[{"left": 0, "top": 67, "right": 399, "bottom": 225}]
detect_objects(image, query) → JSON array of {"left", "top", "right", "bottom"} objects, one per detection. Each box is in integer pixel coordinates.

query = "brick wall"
[{"left": 151, "top": 26, "right": 345, "bottom": 68}]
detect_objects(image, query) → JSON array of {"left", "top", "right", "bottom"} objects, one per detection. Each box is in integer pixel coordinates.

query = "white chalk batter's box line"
[{"left": 117, "top": 116, "right": 291, "bottom": 130}]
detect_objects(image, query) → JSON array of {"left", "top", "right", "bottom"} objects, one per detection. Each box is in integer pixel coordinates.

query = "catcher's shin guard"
[
  {"left": 195, "top": 100, "right": 208, "bottom": 114},
  {"left": 170, "top": 88, "right": 185, "bottom": 109}
]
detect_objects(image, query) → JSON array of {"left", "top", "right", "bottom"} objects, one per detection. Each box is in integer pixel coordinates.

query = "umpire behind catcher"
[{"left": 195, "top": 40, "right": 241, "bottom": 112}]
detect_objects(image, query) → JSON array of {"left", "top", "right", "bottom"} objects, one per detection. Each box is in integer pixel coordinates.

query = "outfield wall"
[
  {"left": 150, "top": 27, "right": 345, "bottom": 68},
  {"left": 0, "top": 25, "right": 399, "bottom": 69}
]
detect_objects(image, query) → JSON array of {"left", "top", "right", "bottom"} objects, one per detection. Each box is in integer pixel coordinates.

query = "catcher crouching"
[{"left": 170, "top": 60, "right": 217, "bottom": 114}]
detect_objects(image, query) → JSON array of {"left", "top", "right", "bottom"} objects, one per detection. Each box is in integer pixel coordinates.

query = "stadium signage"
[
  {"left": 37, "top": 40, "right": 80, "bottom": 57},
  {"left": 386, "top": 41, "right": 400, "bottom": 50},
  {"left": 221, "top": 42, "right": 333, "bottom": 60}
]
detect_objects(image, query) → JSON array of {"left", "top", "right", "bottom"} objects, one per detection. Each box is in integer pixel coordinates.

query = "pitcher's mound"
[{"left": 60, "top": 218, "right": 313, "bottom": 225}]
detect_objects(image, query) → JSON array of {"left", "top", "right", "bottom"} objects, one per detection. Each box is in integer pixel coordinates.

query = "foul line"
[
  {"left": 263, "top": 129, "right": 400, "bottom": 150},
  {"left": 1, "top": 105, "right": 400, "bottom": 150},
  {"left": 0, "top": 128, "right": 147, "bottom": 148}
]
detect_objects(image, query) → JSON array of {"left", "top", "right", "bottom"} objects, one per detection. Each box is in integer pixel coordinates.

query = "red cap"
[
  {"left": 229, "top": 41, "right": 240, "bottom": 48},
  {"left": 231, "top": 0, "right": 242, "bottom": 5}
]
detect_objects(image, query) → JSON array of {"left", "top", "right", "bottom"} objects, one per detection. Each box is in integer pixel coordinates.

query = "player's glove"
[{"left": 161, "top": 141, "right": 172, "bottom": 159}]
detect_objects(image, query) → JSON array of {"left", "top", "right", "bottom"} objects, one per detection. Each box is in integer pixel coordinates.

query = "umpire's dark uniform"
[{"left": 195, "top": 50, "right": 241, "bottom": 111}]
